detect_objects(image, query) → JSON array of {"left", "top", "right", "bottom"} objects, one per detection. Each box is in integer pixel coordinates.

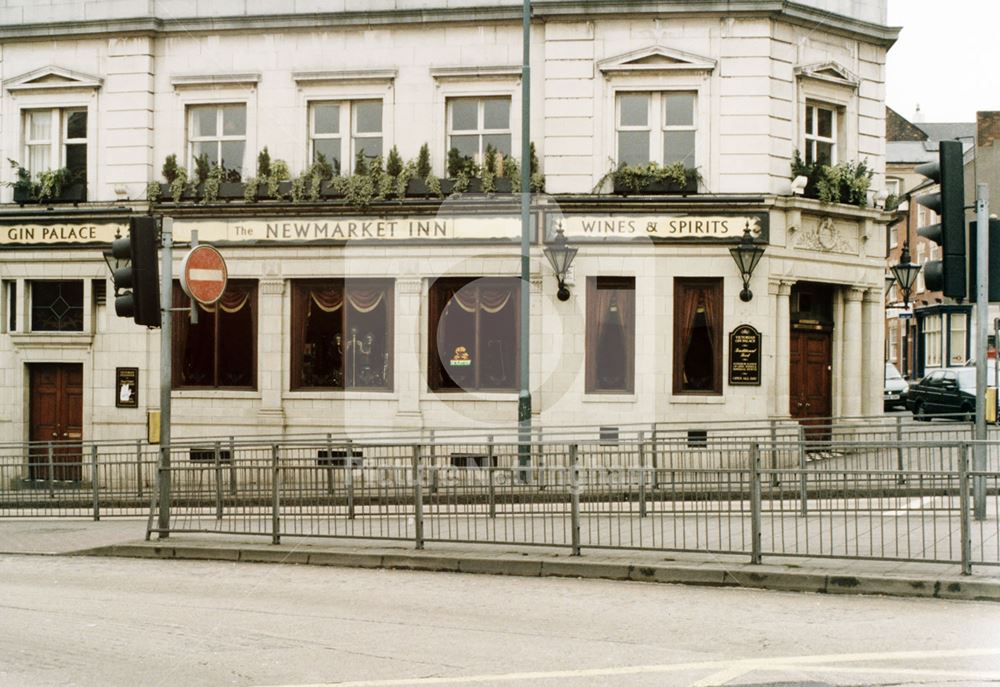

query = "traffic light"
[
  {"left": 967, "top": 219, "right": 1000, "bottom": 302},
  {"left": 111, "top": 216, "right": 161, "bottom": 327},
  {"left": 916, "top": 139, "right": 966, "bottom": 299}
]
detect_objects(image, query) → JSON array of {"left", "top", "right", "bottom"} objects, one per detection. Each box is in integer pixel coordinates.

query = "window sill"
[
  {"left": 173, "top": 389, "right": 261, "bottom": 400},
  {"left": 423, "top": 390, "right": 518, "bottom": 403},
  {"left": 582, "top": 393, "right": 636, "bottom": 403},
  {"left": 10, "top": 332, "right": 93, "bottom": 349},
  {"left": 670, "top": 394, "right": 726, "bottom": 404},
  {"left": 286, "top": 389, "right": 398, "bottom": 401}
]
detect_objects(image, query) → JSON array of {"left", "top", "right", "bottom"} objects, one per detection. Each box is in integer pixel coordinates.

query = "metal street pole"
[
  {"left": 157, "top": 217, "right": 173, "bottom": 537},
  {"left": 518, "top": 0, "right": 531, "bottom": 474},
  {"left": 974, "top": 184, "right": 988, "bottom": 519}
]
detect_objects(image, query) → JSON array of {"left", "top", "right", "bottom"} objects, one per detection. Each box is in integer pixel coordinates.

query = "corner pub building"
[{"left": 0, "top": 0, "right": 896, "bottom": 450}]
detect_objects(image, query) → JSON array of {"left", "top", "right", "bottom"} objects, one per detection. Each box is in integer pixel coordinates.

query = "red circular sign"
[{"left": 180, "top": 245, "right": 228, "bottom": 306}]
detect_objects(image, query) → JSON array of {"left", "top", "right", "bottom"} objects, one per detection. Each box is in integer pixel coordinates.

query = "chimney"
[{"left": 978, "top": 111, "right": 1000, "bottom": 147}]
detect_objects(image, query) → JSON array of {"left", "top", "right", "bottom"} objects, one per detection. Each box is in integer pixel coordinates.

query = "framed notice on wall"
[
  {"left": 116, "top": 367, "right": 138, "bottom": 408},
  {"left": 728, "top": 325, "right": 762, "bottom": 386}
]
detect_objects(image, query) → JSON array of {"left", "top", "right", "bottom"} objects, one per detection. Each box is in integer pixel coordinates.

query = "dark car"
[{"left": 906, "top": 367, "right": 977, "bottom": 421}]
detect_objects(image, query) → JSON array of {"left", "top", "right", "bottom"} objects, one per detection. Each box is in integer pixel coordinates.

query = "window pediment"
[
  {"left": 4, "top": 66, "right": 102, "bottom": 94},
  {"left": 171, "top": 73, "right": 260, "bottom": 89},
  {"left": 795, "top": 62, "right": 859, "bottom": 89},
  {"left": 598, "top": 46, "right": 716, "bottom": 78}
]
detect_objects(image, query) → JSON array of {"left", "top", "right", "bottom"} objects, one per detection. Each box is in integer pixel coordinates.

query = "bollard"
[
  {"left": 91, "top": 444, "right": 100, "bottom": 521},
  {"left": 570, "top": 444, "right": 581, "bottom": 556},
  {"left": 412, "top": 445, "right": 424, "bottom": 550},
  {"left": 271, "top": 444, "right": 281, "bottom": 545},
  {"left": 750, "top": 442, "right": 762, "bottom": 565},
  {"left": 959, "top": 444, "right": 972, "bottom": 575}
]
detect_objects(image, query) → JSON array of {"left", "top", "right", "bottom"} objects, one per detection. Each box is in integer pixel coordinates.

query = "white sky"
[{"left": 886, "top": 0, "right": 1000, "bottom": 124}]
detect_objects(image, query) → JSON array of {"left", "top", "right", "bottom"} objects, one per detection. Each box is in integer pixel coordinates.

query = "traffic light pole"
[
  {"left": 157, "top": 217, "right": 173, "bottom": 537},
  {"left": 974, "top": 184, "right": 988, "bottom": 520}
]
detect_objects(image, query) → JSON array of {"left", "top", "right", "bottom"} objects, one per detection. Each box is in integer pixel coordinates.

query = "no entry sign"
[{"left": 180, "top": 245, "right": 228, "bottom": 305}]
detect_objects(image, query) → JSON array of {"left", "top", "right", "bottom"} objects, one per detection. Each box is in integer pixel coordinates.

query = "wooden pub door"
[
  {"left": 789, "top": 328, "right": 832, "bottom": 437},
  {"left": 29, "top": 363, "right": 83, "bottom": 481}
]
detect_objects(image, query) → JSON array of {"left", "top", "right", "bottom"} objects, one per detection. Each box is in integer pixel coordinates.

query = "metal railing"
[{"left": 133, "top": 436, "right": 1000, "bottom": 573}]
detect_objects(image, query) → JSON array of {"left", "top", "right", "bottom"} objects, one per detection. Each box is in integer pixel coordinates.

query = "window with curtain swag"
[
  {"left": 586, "top": 277, "right": 635, "bottom": 393},
  {"left": 429, "top": 278, "right": 519, "bottom": 392},
  {"left": 173, "top": 281, "right": 256, "bottom": 388},
  {"left": 290, "top": 280, "right": 393, "bottom": 390},
  {"left": 673, "top": 278, "right": 722, "bottom": 394}
]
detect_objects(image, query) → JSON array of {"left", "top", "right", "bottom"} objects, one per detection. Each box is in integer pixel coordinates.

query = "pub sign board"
[
  {"left": 116, "top": 367, "right": 138, "bottom": 408},
  {"left": 728, "top": 325, "right": 762, "bottom": 386}
]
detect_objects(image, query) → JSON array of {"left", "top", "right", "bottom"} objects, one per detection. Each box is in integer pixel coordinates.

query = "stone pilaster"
[
  {"left": 257, "top": 279, "right": 285, "bottom": 426},
  {"left": 771, "top": 279, "right": 793, "bottom": 417},
  {"left": 861, "top": 288, "right": 883, "bottom": 416},
  {"left": 395, "top": 278, "right": 423, "bottom": 420},
  {"left": 842, "top": 287, "right": 865, "bottom": 418}
]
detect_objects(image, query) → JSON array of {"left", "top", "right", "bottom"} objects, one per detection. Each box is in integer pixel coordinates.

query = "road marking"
[{"left": 255, "top": 647, "right": 1000, "bottom": 687}]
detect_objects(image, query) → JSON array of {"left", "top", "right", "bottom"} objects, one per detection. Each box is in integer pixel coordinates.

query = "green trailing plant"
[
  {"left": 201, "top": 163, "right": 224, "bottom": 204},
  {"left": 480, "top": 161, "right": 495, "bottom": 194},
  {"left": 243, "top": 176, "right": 260, "bottom": 203},
  {"left": 452, "top": 168, "right": 472, "bottom": 194},
  {"left": 36, "top": 167, "right": 73, "bottom": 201},
  {"left": 790, "top": 150, "right": 872, "bottom": 207},
  {"left": 424, "top": 172, "right": 443, "bottom": 199},
  {"left": 416, "top": 143, "right": 432, "bottom": 179},
  {"left": 256, "top": 148, "right": 272, "bottom": 179},
  {"left": 884, "top": 193, "right": 900, "bottom": 212},
  {"left": 595, "top": 160, "right": 696, "bottom": 194},
  {"left": 7, "top": 159, "right": 33, "bottom": 196},
  {"left": 146, "top": 181, "right": 161, "bottom": 202},
  {"left": 334, "top": 173, "right": 375, "bottom": 208},
  {"left": 170, "top": 166, "right": 189, "bottom": 203},
  {"left": 483, "top": 146, "right": 498, "bottom": 178},
  {"left": 267, "top": 159, "right": 290, "bottom": 199},
  {"left": 503, "top": 156, "right": 520, "bottom": 192},
  {"left": 394, "top": 160, "right": 416, "bottom": 200}
]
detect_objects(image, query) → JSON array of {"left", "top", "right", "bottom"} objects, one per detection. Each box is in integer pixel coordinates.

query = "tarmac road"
[{"left": 0, "top": 554, "right": 998, "bottom": 687}]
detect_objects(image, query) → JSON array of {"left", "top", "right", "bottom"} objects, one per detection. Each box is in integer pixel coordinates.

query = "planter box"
[
  {"left": 320, "top": 180, "right": 344, "bottom": 200},
  {"left": 218, "top": 181, "right": 244, "bottom": 200},
  {"left": 13, "top": 182, "right": 87, "bottom": 205},
  {"left": 612, "top": 177, "right": 698, "bottom": 196},
  {"left": 440, "top": 178, "right": 484, "bottom": 195},
  {"left": 405, "top": 178, "right": 432, "bottom": 197}
]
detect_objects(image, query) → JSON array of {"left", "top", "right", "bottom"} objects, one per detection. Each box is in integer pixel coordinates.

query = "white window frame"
[
  {"left": 431, "top": 72, "right": 520, "bottom": 178},
  {"left": 804, "top": 101, "right": 838, "bottom": 166},
  {"left": 615, "top": 91, "right": 697, "bottom": 168},
  {"left": 186, "top": 103, "right": 248, "bottom": 176},
  {"left": 445, "top": 96, "right": 513, "bottom": 166},
  {"left": 308, "top": 99, "right": 383, "bottom": 176},
  {"left": 916, "top": 243, "right": 926, "bottom": 293},
  {"left": 924, "top": 315, "right": 942, "bottom": 368},
  {"left": 24, "top": 108, "right": 88, "bottom": 174}
]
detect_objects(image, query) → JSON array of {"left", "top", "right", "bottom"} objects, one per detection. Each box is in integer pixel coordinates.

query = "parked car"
[
  {"left": 906, "top": 367, "right": 977, "bottom": 421},
  {"left": 884, "top": 362, "right": 909, "bottom": 410}
]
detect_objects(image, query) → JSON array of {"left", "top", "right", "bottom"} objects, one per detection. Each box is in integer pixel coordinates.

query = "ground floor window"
[
  {"left": 173, "top": 281, "right": 257, "bottom": 388},
  {"left": 923, "top": 315, "right": 942, "bottom": 368},
  {"left": 428, "top": 277, "right": 519, "bottom": 392},
  {"left": 673, "top": 277, "right": 723, "bottom": 394},
  {"left": 30, "top": 280, "right": 83, "bottom": 332},
  {"left": 586, "top": 277, "right": 635, "bottom": 393},
  {"left": 290, "top": 280, "right": 393, "bottom": 390}
]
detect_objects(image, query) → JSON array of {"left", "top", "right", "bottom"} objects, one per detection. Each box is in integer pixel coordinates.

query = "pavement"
[{"left": 1, "top": 518, "right": 998, "bottom": 603}]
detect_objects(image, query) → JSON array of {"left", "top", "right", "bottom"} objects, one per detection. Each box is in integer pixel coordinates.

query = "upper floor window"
[
  {"left": 30, "top": 281, "right": 83, "bottom": 332},
  {"left": 804, "top": 102, "right": 837, "bottom": 166},
  {"left": 188, "top": 104, "right": 247, "bottom": 176},
  {"left": 310, "top": 100, "right": 382, "bottom": 175},
  {"left": 447, "top": 97, "right": 511, "bottom": 166},
  {"left": 616, "top": 92, "right": 696, "bottom": 168},
  {"left": 24, "top": 108, "right": 87, "bottom": 182}
]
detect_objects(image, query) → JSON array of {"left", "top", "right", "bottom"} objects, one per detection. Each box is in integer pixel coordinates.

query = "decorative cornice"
[
  {"left": 794, "top": 61, "right": 859, "bottom": 90},
  {"left": 293, "top": 69, "right": 398, "bottom": 85},
  {"left": 4, "top": 65, "right": 102, "bottom": 94},
  {"left": 430, "top": 65, "right": 521, "bottom": 81},
  {"left": 598, "top": 45, "right": 716, "bottom": 77},
  {"left": 171, "top": 73, "right": 260, "bottom": 89},
  {"left": 0, "top": 3, "right": 899, "bottom": 48}
]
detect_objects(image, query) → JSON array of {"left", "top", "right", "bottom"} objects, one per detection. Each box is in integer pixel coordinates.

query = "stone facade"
[{"left": 0, "top": 1, "right": 896, "bottom": 444}]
